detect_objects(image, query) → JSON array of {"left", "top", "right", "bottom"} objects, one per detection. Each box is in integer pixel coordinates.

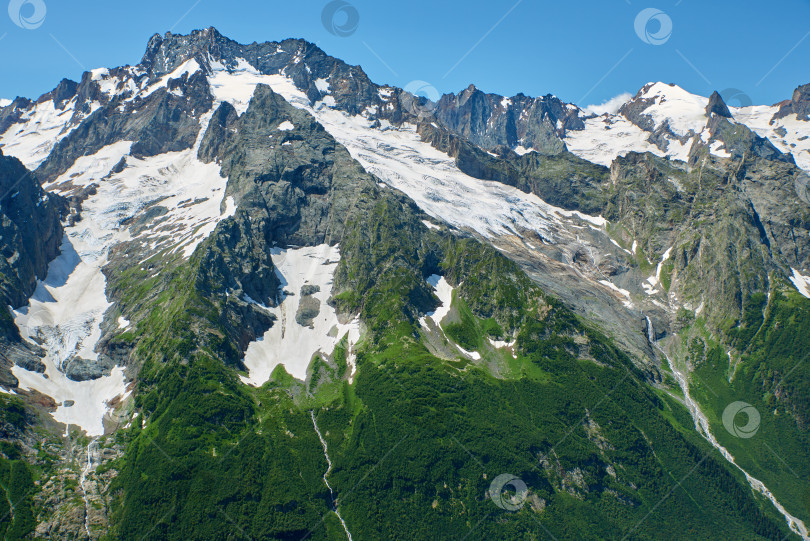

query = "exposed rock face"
[
  {"left": 296, "top": 283, "right": 322, "bottom": 327},
  {"left": 773, "top": 82, "right": 810, "bottom": 121},
  {"left": 2, "top": 28, "right": 806, "bottom": 386},
  {"left": 295, "top": 294, "right": 321, "bottom": 327},
  {"left": 203, "top": 85, "right": 379, "bottom": 248},
  {"left": 432, "top": 84, "right": 579, "bottom": 154},
  {"left": 0, "top": 97, "right": 33, "bottom": 135},
  {"left": 618, "top": 83, "right": 694, "bottom": 153},
  {"left": 0, "top": 28, "right": 808, "bottom": 540},
  {"left": 191, "top": 84, "right": 394, "bottom": 356},
  {"left": 2, "top": 27, "right": 599, "bottom": 186},
  {"left": 35, "top": 70, "right": 214, "bottom": 183},
  {"left": 700, "top": 112, "right": 793, "bottom": 164},
  {"left": 63, "top": 355, "right": 117, "bottom": 382},
  {"left": 130, "top": 28, "right": 591, "bottom": 156},
  {"left": 0, "top": 151, "right": 66, "bottom": 384},
  {"left": 607, "top": 150, "right": 810, "bottom": 329},
  {"left": 140, "top": 28, "right": 385, "bottom": 117},
  {"left": 705, "top": 91, "right": 732, "bottom": 118},
  {"left": 33, "top": 437, "right": 124, "bottom": 540},
  {"left": 0, "top": 152, "right": 65, "bottom": 309}
]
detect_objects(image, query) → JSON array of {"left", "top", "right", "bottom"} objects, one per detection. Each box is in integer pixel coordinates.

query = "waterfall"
[
  {"left": 79, "top": 438, "right": 99, "bottom": 539},
  {"left": 311, "top": 411, "right": 353, "bottom": 540}
]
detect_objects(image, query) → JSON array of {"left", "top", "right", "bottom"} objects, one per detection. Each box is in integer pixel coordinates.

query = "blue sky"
[{"left": 1, "top": 0, "right": 809, "bottom": 108}]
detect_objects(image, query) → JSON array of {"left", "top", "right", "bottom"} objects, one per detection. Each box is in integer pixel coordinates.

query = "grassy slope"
[
  {"left": 688, "top": 283, "right": 810, "bottom": 524},
  {"left": 0, "top": 395, "right": 39, "bottom": 540}
]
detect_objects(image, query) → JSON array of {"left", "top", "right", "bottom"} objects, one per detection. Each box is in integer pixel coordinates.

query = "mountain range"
[{"left": 0, "top": 27, "right": 808, "bottom": 540}]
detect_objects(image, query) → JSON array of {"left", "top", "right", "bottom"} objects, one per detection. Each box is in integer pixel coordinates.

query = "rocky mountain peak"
[
  {"left": 705, "top": 90, "right": 732, "bottom": 118},
  {"left": 140, "top": 27, "right": 235, "bottom": 78},
  {"left": 773, "top": 82, "right": 810, "bottom": 121}
]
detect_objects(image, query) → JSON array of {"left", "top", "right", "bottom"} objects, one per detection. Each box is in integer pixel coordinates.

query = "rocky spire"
[{"left": 705, "top": 90, "right": 732, "bottom": 118}]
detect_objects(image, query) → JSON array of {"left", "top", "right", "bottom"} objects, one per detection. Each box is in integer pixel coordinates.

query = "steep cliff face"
[
  {"left": 0, "top": 151, "right": 66, "bottom": 384},
  {"left": 0, "top": 152, "right": 65, "bottom": 308},
  {"left": 605, "top": 150, "right": 810, "bottom": 325},
  {"left": 431, "top": 84, "right": 581, "bottom": 154}
]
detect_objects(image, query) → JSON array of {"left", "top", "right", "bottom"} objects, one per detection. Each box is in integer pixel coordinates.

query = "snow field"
[{"left": 241, "top": 244, "right": 360, "bottom": 384}]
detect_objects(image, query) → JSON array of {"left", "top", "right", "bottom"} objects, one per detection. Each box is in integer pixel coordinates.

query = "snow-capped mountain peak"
[{"left": 621, "top": 81, "right": 710, "bottom": 138}]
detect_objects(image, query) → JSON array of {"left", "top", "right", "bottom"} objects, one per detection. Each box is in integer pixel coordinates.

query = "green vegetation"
[
  {"left": 0, "top": 396, "right": 36, "bottom": 540},
  {"left": 101, "top": 190, "right": 794, "bottom": 538},
  {"left": 659, "top": 260, "right": 675, "bottom": 292},
  {"left": 689, "top": 284, "right": 810, "bottom": 524},
  {"left": 0, "top": 458, "right": 36, "bottom": 540},
  {"left": 442, "top": 294, "right": 482, "bottom": 351}
]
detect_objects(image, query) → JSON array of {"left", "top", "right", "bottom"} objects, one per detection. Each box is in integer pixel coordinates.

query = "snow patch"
[
  {"left": 139, "top": 58, "right": 201, "bottom": 100},
  {"left": 46, "top": 113, "right": 235, "bottom": 261},
  {"left": 92, "top": 68, "right": 138, "bottom": 98},
  {"left": 314, "top": 78, "right": 330, "bottom": 93},
  {"left": 421, "top": 219, "right": 441, "bottom": 231},
  {"left": 43, "top": 140, "right": 132, "bottom": 191},
  {"left": 609, "top": 238, "right": 632, "bottom": 255},
  {"left": 655, "top": 246, "right": 674, "bottom": 282},
  {"left": 709, "top": 139, "right": 731, "bottom": 158},
  {"left": 488, "top": 337, "right": 517, "bottom": 359},
  {"left": 241, "top": 245, "right": 360, "bottom": 384},
  {"left": 277, "top": 120, "right": 295, "bottom": 131},
  {"left": 456, "top": 345, "right": 481, "bottom": 360},
  {"left": 565, "top": 84, "right": 713, "bottom": 165},
  {"left": 0, "top": 98, "right": 79, "bottom": 170},
  {"left": 11, "top": 234, "right": 123, "bottom": 437},
  {"left": 565, "top": 114, "right": 670, "bottom": 166},
  {"left": 599, "top": 279, "right": 633, "bottom": 308},
  {"left": 635, "top": 83, "right": 709, "bottom": 138},
  {"left": 207, "top": 58, "right": 269, "bottom": 115},
  {"left": 642, "top": 275, "right": 660, "bottom": 296},
  {"left": 421, "top": 274, "right": 453, "bottom": 328},
  {"left": 790, "top": 268, "right": 810, "bottom": 299},
  {"left": 740, "top": 105, "right": 810, "bottom": 173},
  {"left": 10, "top": 111, "right": 233, "bottom": 435}
]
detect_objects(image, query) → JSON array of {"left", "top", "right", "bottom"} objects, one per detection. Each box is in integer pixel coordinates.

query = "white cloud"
[
  {"left": 584, "top": 92, "right": 632, "bottom": 116},
  {"left": 0, "top": 99, "right": 11, "bottom": 108}
]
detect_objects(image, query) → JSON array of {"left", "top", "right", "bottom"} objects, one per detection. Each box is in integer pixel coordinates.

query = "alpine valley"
[{"left": 0, "top": 28, "right": 808, "bottom": 540}]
